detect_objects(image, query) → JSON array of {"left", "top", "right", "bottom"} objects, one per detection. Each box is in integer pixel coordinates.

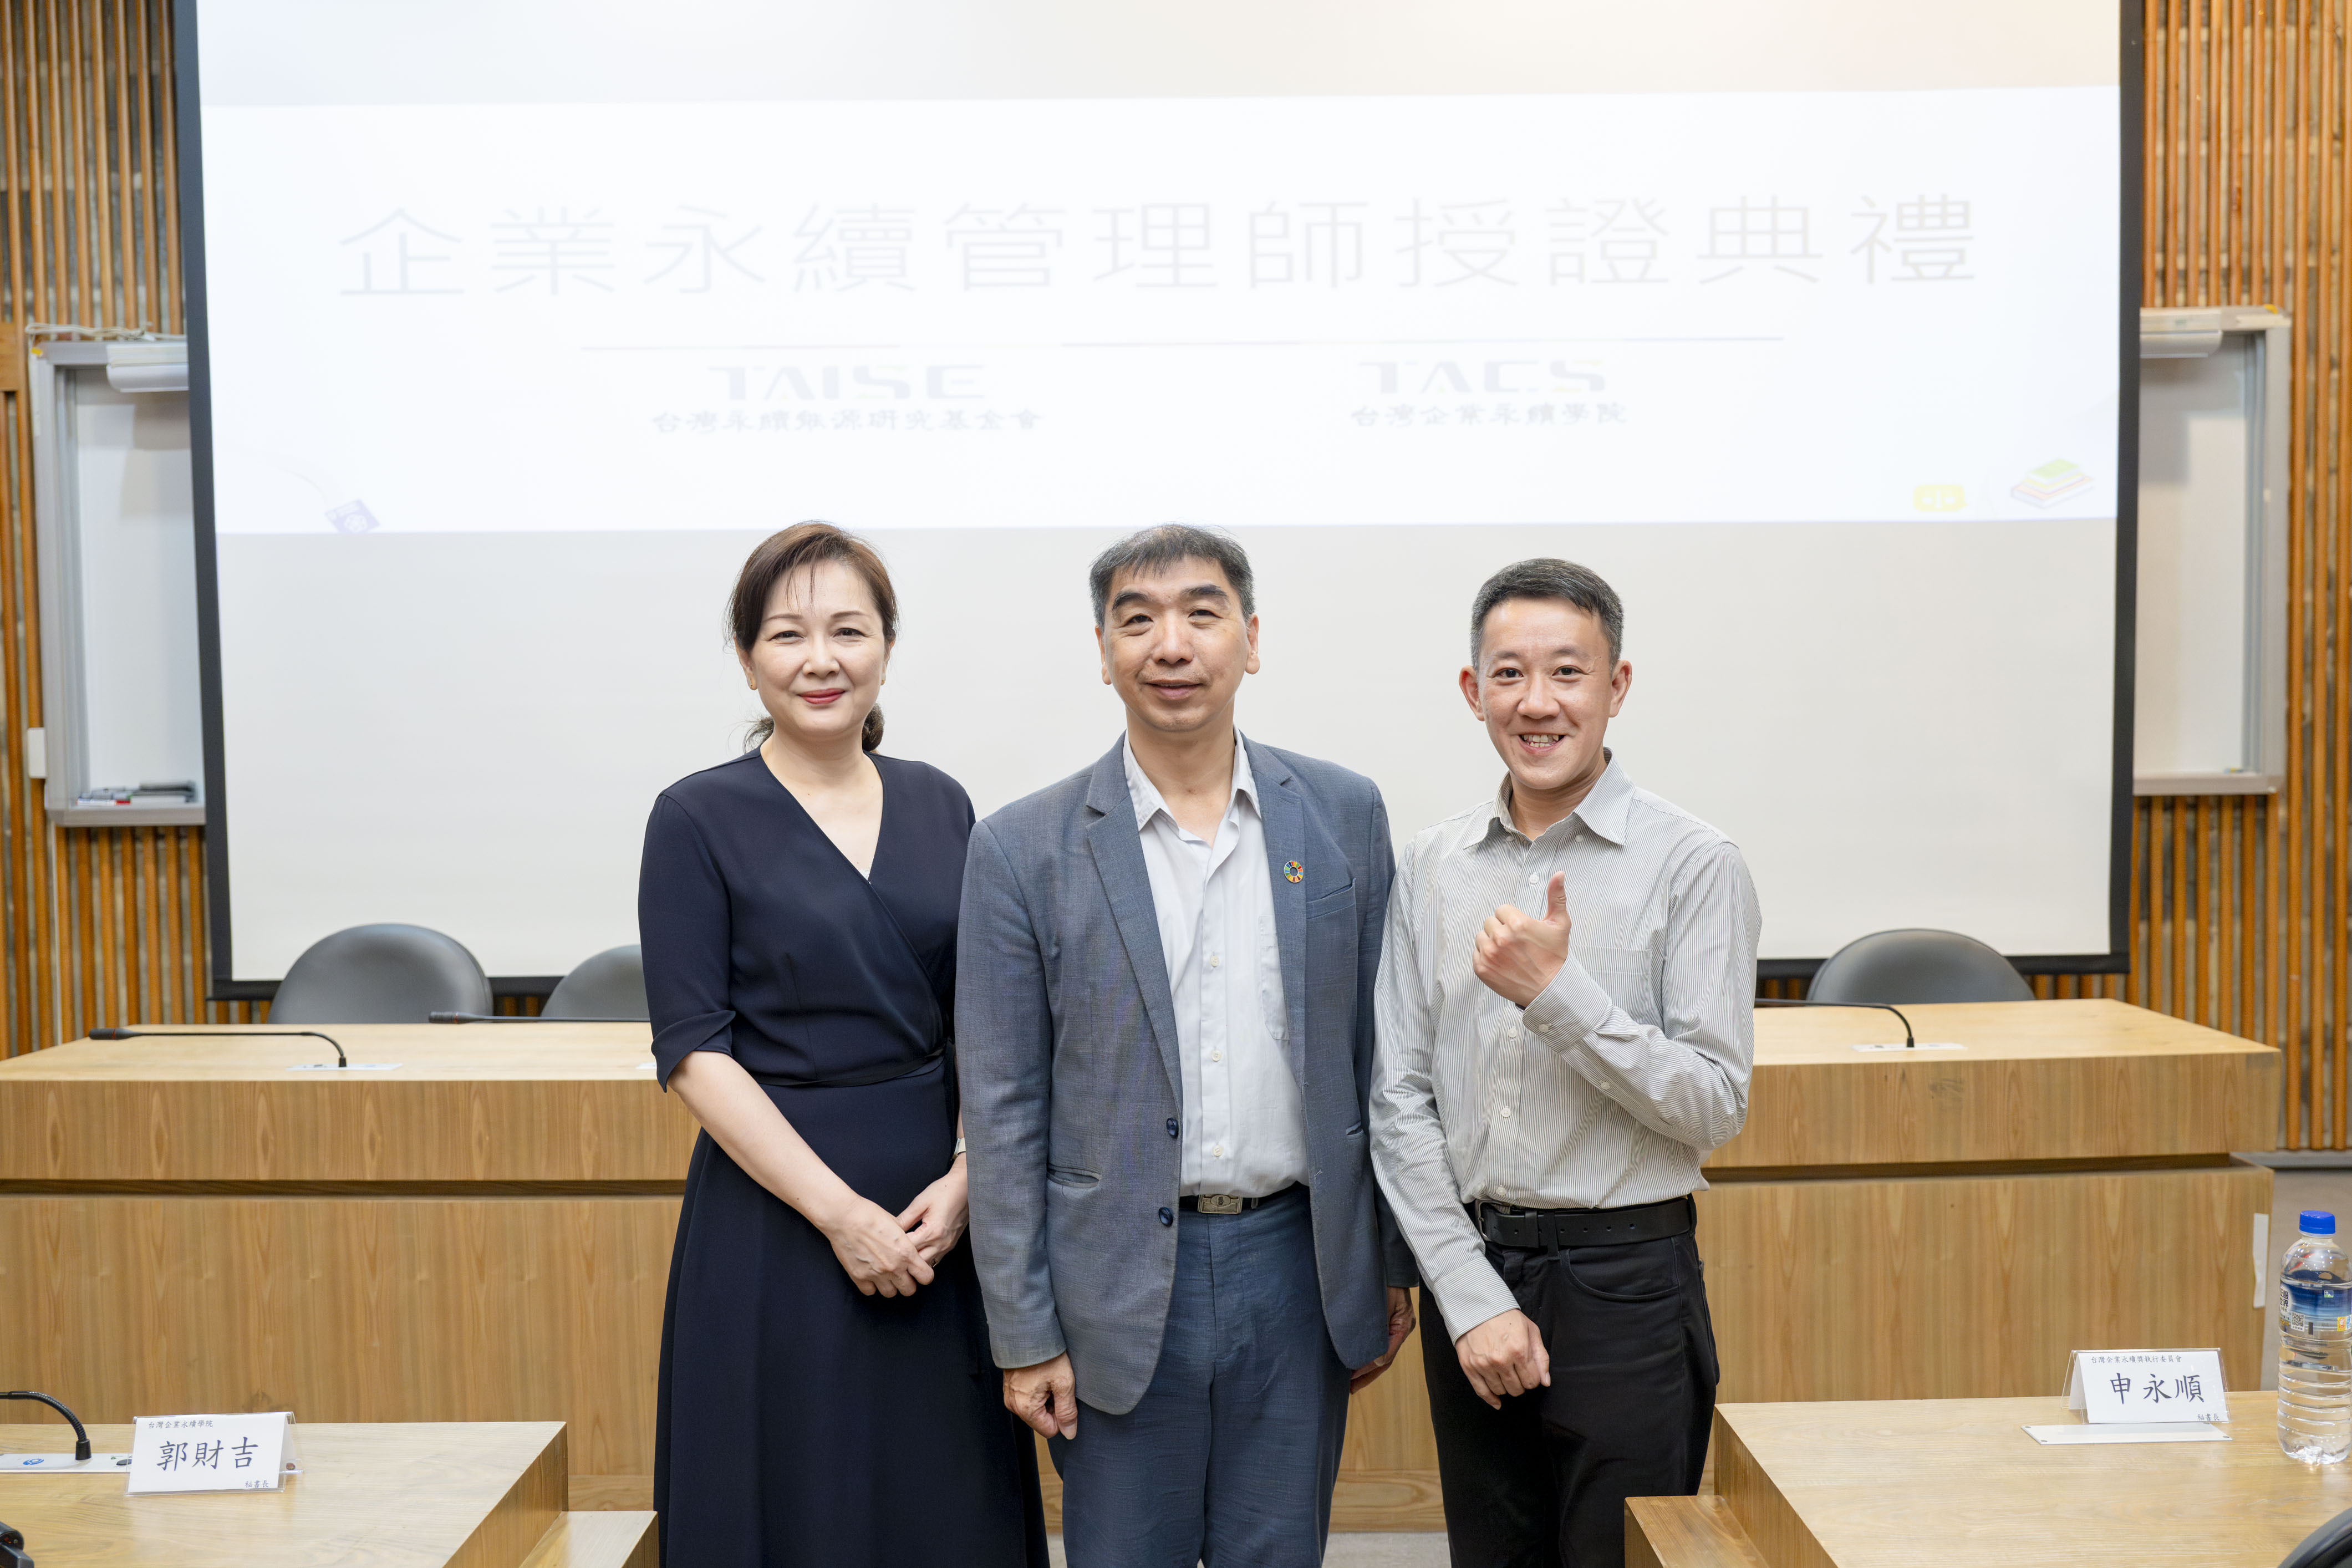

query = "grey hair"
[
  {"left": 1088, "top": 524, "right": 1256, "bottom": 625},
  {"left": 1469, "top": 558, "right": 1624, "bottom": 666}
]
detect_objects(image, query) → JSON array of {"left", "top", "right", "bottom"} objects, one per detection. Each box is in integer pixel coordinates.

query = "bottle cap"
[{"left": 2304, "top": 1210, "right": 2337, "bottom": 1235}]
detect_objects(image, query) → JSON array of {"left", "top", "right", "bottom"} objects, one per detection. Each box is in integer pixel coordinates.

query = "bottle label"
[{"left": 2284, "top": 1280, "right": 2352, "bottom": 1331}]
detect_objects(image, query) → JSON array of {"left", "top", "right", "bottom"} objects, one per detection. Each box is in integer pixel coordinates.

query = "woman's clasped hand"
[
  {"left": 819, "top": 1159, "right": 970, "bottom": 1296},
  {"left": 819, "top": 1192, "right": 937, "bottom": 1297}
]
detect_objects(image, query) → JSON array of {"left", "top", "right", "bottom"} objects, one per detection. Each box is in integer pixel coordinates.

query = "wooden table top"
[
  {"left": 1750, "top": 996, "right": 2274, "bottom": 1065},
  {"left": 1716, "top": 997, "right": 2277, "bottom": 1168},
  {"left": 0, "top": 1023, "right": 655, "bottom": 1081},
  {"left": 0, "top": 1421, "right": 566, "bottom": 1566},
  {"left": 0, "top": 999, "right": 2259, "bottom": 1079},
  {"left": 0, "top": 1024, "right": 691, "bottom": 1184},
  {"left": 0, "top": 1000, "right": 2275, "bottom": 1180},
  {"left": 1718, "top": 1393, "right": 2352, "bottom": 1568}
]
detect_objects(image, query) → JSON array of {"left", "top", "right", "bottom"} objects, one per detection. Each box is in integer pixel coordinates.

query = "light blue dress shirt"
[{"left": 1123, "top": 734, "right": 1307, "bottom": 1198}]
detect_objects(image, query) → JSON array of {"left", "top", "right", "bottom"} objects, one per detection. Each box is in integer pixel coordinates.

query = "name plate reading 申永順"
[
  {"left": 124, "top": 1412, "right": 301, "bottom": 1495},
  {"left": 2065, "top": 1349, "right": 2231, "bottom": 1424}
]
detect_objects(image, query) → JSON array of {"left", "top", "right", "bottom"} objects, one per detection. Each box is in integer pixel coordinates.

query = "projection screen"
[{"left": 181, "top": 0, "right": 2134, "bottom": 986}]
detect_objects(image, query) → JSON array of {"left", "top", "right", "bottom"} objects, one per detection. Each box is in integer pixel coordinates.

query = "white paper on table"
[{"left": 2024, "top": 1422, "right": 2230, "bottom": 1445}]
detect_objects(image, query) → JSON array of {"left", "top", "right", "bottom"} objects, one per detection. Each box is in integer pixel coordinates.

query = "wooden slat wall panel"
[
  {"left": 0, "top": 0, "right": 254, "bottom": 1051},
  {"left": 2127, "top": 0, "right": 2346, "bottom": 1148},
  {"left": 0, "top": 3, "right": 2344, "bottom": 1154}
]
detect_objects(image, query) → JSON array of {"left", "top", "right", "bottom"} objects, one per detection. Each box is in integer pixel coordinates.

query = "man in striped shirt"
[{"left": 1370, "top": 558, "right": 1762, "bottom": 1568}]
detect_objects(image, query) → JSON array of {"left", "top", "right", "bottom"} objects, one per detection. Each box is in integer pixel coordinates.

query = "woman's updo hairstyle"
[{"left": 730, "top": 521, "right": 899, "bottom": 752}]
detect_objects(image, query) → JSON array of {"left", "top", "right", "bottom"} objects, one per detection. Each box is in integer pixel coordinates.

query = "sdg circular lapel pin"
[{"left": 1284, "top": 861, "right": 1305, "bottom": 884}]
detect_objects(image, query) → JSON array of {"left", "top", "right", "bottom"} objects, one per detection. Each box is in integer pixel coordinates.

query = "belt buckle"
[{"left": 1196, "top": 1194, "right": 1245, "bottom": 1215}]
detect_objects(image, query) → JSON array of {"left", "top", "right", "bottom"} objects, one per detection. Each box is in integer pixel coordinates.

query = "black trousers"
[{"left": 1421, "top": 1225, "right": 1718, "bottom": 1568}]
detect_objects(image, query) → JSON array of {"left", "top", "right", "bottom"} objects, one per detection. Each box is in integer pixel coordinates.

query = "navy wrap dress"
[{"left": 640, "top": 750, "right": 1047, "bottom": 1568}]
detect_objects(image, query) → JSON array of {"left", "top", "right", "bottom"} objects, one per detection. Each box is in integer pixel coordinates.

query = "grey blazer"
[{"left": 958, "top": 735, "right": 1416, "bottom": 1416}]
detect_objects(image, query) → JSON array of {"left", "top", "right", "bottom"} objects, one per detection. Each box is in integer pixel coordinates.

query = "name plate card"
[
  {"left": 2065, "top": 1350, "right": 2230, "bottom": 1424},
  {"left": 126, "top": 1412, "right": 299, "bottom": 1494}
]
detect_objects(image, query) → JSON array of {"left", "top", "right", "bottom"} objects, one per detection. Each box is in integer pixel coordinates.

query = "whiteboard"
[
  {"left": 2132, "top": 306, "right": 2289, "bottom": 793},
  {"left": 30, "top": 340, "right": 205, "bottom": 824}
]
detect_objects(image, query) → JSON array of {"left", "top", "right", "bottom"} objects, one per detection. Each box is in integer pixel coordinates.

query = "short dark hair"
[
  {"left": 1089, "top": 525, "right": 1256, "bottom": 626},
  {"left": 729, "top": 521, "right": 898, "bottom": 752},
  {"left": 1469, "top": 558, "right": 1623, "bottom": 667}
]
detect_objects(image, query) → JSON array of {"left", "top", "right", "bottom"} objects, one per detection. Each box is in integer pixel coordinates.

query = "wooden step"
[
  {"left": 519, "top": 1511, "right": 658, "bottom": 1568},
  {"left": 1626, "top": 1495, "right": 1769, "bottom": 1568}
]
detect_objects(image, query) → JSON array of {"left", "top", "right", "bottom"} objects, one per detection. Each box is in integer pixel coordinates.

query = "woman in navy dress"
[{"left": 642, "top": 522, "right": 1047, "bottom": 1567}]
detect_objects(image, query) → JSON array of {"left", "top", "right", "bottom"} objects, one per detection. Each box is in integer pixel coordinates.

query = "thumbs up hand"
[{"left": 1473, "top": 872, "right": 1572, "bottom": 1009}]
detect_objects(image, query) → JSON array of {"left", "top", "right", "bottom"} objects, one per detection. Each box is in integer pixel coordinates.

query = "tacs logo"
[
  {"left": 1360, "top": 359, "right": 1607, "bottom": 396},
  {"left": 709, "top": 364, "right": 985, "bottom": 401}
]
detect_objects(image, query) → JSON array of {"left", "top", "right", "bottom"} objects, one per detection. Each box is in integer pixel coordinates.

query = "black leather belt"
[
  {"left": 1474, "top": 1194, "right": 1694, "bottom": 1250},
  {"left": 1180, "top": 1185, "right": 1299, "bottom": 1215}
]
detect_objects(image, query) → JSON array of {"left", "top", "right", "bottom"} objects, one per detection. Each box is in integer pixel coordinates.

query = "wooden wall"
[
  {"left": 0, "top": 1, "right": 258, "bottom": 1055},
  {"left": 2130, "top": 0, "right": 2349, "bottom": 1149},
  {"left": 0, "top": 2, "right": 2344, "bottom": 1140}
]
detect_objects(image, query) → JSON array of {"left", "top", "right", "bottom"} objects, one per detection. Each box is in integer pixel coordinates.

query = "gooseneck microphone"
[
  {"left": 429, "top": 1012, "right": 638, "bottom": 1025},
  {"left": 1754, "top": 997, "right": 1918, "bottom": 1049},
  {"left": 1, "top": 1390, "right": 91, "bottom": 1462},
  {"left": 87, "top": 1026, "right": 348, "bottom": 1069}
]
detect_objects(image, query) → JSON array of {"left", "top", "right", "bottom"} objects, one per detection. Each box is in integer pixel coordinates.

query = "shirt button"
[
  {"left": 1575, "top": 832, "right": 1585, "bottom": 842},
  {"left": 1505, "top": 1027, "right": 1519, "bottom": 1040},
  {"left": 1159, "top": 1207, "right": 1174, "bottom": 1226},
  {"left": 1527, "top": 872, "right": 1541, "bottom": 885},
  {"left": 1167, "top": 1118, "right": 1180, "bottom": 1138},
  {"left": 1499, "top": 1107, "right": 1513, "bottom": 1119},
  {"left": 1208, "top": 954, "right": 1221, "bottom": 968},
  {"left": 1211, "top": 1050, "right": 1223, "bottom": 1062},
  {"left": 1211, "top": 1144, "right": 1224, "bottom": 1157}
]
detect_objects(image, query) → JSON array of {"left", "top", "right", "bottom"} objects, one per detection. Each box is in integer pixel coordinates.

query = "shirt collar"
[
  {"left": 1459, "top": 751, "right": 1631, "bottom": 851},
  {"left": 1123, "top": 732, "right": 1260, "bottom": 834}
]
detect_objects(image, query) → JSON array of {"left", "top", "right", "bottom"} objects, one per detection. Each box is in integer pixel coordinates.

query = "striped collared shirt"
[{"left": 1369, "top": 754, "right": 1762, "bottom": 1337}]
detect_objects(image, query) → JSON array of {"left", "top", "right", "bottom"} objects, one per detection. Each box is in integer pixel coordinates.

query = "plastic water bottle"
[{"left": 2279, "top": 1209, "right": 2352, "bottom": 1463}]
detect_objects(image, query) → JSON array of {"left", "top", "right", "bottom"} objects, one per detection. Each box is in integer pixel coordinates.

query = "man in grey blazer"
[{"left": 958, "top": 525, "right": 1417, "bottom": 1567}]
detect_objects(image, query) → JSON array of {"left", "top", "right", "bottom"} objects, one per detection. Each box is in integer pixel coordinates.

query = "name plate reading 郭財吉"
[{"left": 125, "top": 1412, "right": 299, "bottom": 1494}]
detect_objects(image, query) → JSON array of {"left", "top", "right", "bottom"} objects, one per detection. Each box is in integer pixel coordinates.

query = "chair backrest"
[
  {"left": 2282, "top": 1507, "right": 2352, "bottom": 1568},
  {"left": 267, "top": 923, "right": 492, "bottom": 1024},
  {"left": 1807, "top": 927, "right": 2034, "bottom": 1005},
  {"left": 542, "top": 944, "right": 648, "bottom": 1021}
]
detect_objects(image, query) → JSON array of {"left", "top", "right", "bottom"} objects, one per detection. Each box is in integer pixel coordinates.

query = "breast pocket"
[
  {"left": 1289, "top": 882, "right": 1356, "bottom": 1026},
  {"left": 1304, "top": 883, "right": 1356, "bottom": 922},
  {"left": 1575, "top": 944, "right": 1659, "bottom": 1024}
]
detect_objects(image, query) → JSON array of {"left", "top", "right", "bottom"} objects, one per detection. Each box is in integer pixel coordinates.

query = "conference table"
[
  {"left": 0, "top": 1420, "right": 655, "bottom": 1566},
  {"left": 1630, "top": 1392, "right": 2352, "bottom": 1567},
  {"left": 0, "top": 999, "right": 2278, "bottom": 1528}
]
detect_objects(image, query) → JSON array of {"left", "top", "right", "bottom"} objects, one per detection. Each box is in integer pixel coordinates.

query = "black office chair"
[
  {"left": 1806, "top": 927, "right": 2033, "bottom": 1005},
  {"left": 2281, "top": 1507, "right": 2352, "bottom": 1568},
  {"left": 542, "top": 944, "right": 648, "bottom": 1021},
  {"left": 267, "top": 923, "right": 492, "bottom": 1024}
]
